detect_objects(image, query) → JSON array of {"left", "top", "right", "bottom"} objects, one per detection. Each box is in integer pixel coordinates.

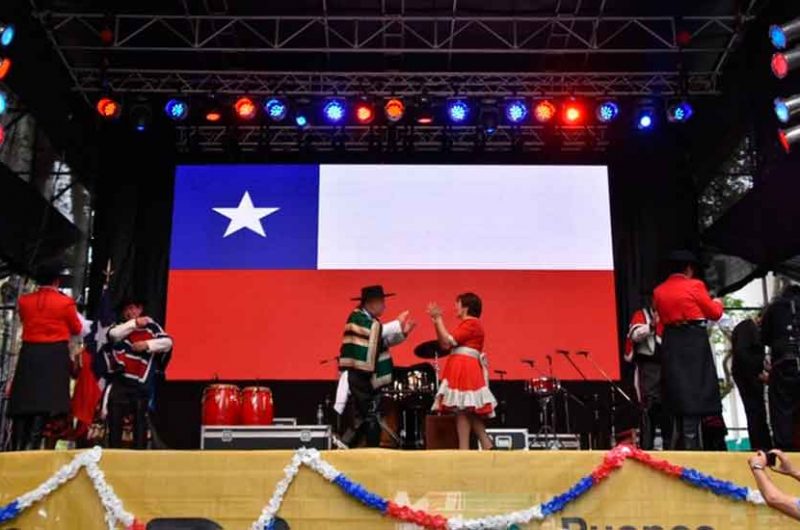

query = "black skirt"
[
  {"left": 661, "top": 325, "right": 722, "bottom": 416},
  {"left": 9, "top": 341, "right": 71, "bottom": 416}
]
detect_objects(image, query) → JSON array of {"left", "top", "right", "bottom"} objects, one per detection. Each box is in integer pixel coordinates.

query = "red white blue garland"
[{"left": 0, "top": 445, "right": 767, "bottom": 530}]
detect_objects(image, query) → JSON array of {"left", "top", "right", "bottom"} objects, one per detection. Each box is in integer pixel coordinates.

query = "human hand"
[
  {"left": 135, "top": 316, "right": 151, "bottom": 328},
  {"left": 131, "top": 341, "right": 149, "bottom": 353},
  {"left": 758, "top": 371, "right": 770, "bottom": 384},
  {"left": 749, "top": 451, "right": 768, "bottom": 469},
  {"left": 397, "top": 310, "right": 410, "bottom": 324},
  {"left": 403, "top": 317, "right": 416, "bottom": 335},
  {"left": 713, "top": 297, "right": 724, "bottom": 306},
  {"left": 769, "top": 450, "right": 797, "bottom": 477},
  {"left": 426, "top": 302, "right": 443, "bottom": 319}
]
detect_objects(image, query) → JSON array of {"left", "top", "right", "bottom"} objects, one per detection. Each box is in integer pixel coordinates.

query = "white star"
[{"left": 212, "top": 191, "right": 280, "bottom": 238}]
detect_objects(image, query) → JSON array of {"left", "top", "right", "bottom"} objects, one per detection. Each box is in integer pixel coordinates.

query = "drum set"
[{"left": 201, "top": 384, "right": 275, "bottom": 426}]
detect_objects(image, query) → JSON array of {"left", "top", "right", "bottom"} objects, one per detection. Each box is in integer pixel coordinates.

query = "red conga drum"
[
  {"left": 202, "top": 384, "right": 242, "bottom": 425},
  {"left": 241, "top": 386, "right": 274, "bottom": 425}
]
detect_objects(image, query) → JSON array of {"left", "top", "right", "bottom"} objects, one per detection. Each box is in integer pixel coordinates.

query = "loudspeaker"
[
  {"left": 425, "top": 414, "right": 458, "bottom": 449},
  {"left": 146, "top": 519, "right": 223, "bottom": 530}
]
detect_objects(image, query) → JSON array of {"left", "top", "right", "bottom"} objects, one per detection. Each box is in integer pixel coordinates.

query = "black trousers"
[
  {"left": 11, "top": 414, "right": 48, "bottom": 451},
  {"left": 769, "top": 358, "right": 800, "bottom": 450},
  {"left": 107, "top": 380, "right": 150, "bottom": 449},
  {"left": 671, "top": 415, "right": 702, "bottom": 450},
  {"left": 733, "top": 374, "right": 771, "bottom": 450},
  {"left": 639, "top": 402, "right": 672, "bottom": 450},
  {"left": 342, "top": 370, "right": 382, "bottom": 448}
]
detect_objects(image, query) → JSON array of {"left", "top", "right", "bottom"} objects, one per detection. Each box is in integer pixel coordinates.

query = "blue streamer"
[
  {"left": 540, "top": 475, "right": 595, "bottom": 516},
  {"left": 680, "top": 468, "right": 748, "bottom": 501},
  {"left": 0, "top": 500, "right": 20, "bottom": 523},
  {"left": 332, "top": 474, "right": 389, "bottom": 512}
]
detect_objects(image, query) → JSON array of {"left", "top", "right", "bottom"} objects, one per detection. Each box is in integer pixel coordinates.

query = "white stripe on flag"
[{"left": 317, "top": 165, "right": 613, "bottom": 270}]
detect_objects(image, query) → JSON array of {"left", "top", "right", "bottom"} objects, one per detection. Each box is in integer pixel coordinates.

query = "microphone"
[
  {"left": 556, "top": 349, "right": 570, "bottom": 356},
  {"left": 521, "top": 359, "right": 536, "bottom": 366},
  {"left": 494, "top": 369, "right": 508, "bottom": 376},
  {"left": 320, "top": 356, "right": 340, "bottom": 365},
  {"left": 576, "top": 350, "right": 589, "bottom": 357}
]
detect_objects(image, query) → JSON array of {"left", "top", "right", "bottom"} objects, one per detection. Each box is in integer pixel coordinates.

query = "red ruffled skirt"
[{"left": 432, "top": 354, "right": 497, "bottom": 417}]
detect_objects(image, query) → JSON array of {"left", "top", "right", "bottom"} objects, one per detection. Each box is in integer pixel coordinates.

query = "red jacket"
[
  {"left": 18, "top": 287, "right": 82, "bottom": 343},
  {"left": 653, "top": 273, "right": 723, "bottom": 325}
]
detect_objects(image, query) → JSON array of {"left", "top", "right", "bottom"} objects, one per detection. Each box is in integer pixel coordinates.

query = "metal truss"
[
  {"left": 41, "top": 13, "right": 744, "bottom": 55},
  {"left": 72, "top": 68, "right": 720, "bottom": 96},
  {"left": 176, "top": 124, "right": 609, "bottom": 153}
]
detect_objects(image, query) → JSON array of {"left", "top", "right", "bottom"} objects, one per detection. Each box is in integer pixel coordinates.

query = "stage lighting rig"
[
  {"left": 504, "top": 99, "right": 528, "bottom": 124},
  {"left": 130, "top": 102, "right": 152, "bottom": 132},
  {"left": 96, "top": 97, "right": 122, "bottom": 120},
  {"left": 322, "top": 98, "right": 347, "bottom": 125},
  {"left": 414, "top": 97, "right": 435, "bottom": 125},
  {"left": 384, "top": 98, "right": 405, "bottom": 123},
  {"left": 770, "top": 17, "right": 800, "bottom": 50},
  {"left": 354, "top": 100, "right": 376, "bottom": 125},
  {"left": 561, "top": 99, "right": 584, "bottom": 125},
  {"left": 0, "top": 24, "right": 14, "bottom": 47},
  {"left": 595, "top": 101, "right": 619, "bottom": 123},
  {"left": 478, "top": 102, "right": 499, "bottom": 135},
  {"left": 0, "top": 124, "right": 5, "bottom": 147},
  {"left": 234, "top": 97, "right": 258, "bottom": 121},
  {"left": 779, "top": 125, "right": 800, "bottom": 153},
  {"left": 446, "top": 99, "right": 471, "bottom": 124},
  {"left": 533, "top": 100, "right": 556, "bottom": 124},
  {"left": 666, "top": 100, "right": 694, "bottom": 123},
  {"left": 635, "top": 102, "right": 657, "bottom": 131},
  {"left": 264, "top": 98, "right": 288, "bottom": 122},
  {"left": 165, "top": 98, "right": 189, "bottom": 121},
  {"left": 774, "top": 95, "right": 800, "bottom": 124},
  {"left": 0, "top": 57, "right": 11, "bottom": 81},
  {"left": 0, "top": 91, "right": 7, "bottom": 115}
]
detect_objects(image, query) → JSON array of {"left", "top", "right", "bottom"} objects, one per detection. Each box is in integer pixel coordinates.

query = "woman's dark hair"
[
  {"left": 457, "top": 292, "right": 482, "bottom": 317},
  {"left": 33, "top": 262, "right": 65, "bottom": 285}
]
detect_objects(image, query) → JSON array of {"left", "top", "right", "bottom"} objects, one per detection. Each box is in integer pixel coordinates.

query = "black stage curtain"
[{"left": 89, "top": 138, "right": 698, "bottom": 448}]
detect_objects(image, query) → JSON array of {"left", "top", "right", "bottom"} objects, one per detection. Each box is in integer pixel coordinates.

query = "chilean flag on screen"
[{"left": 166, "top": 164, "right": 619, "bottom": 381}]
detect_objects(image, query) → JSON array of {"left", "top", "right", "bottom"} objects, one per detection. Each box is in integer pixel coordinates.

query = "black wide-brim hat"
[{"left": 351, "top": 285, "right": 396, "bottom": 302}]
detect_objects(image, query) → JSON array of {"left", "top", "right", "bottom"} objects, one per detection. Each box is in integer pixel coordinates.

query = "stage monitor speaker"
[
  {"left": 146, "top": 519, "right": 223, "bottom": 530},
  {"left": 425, "top": 414, "right": 458, "bottom": 449}
]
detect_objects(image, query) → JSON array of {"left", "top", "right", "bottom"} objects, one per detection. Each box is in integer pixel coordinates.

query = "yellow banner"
[{"left": 0, "top": 449, "right": 796, "bottom": 529}]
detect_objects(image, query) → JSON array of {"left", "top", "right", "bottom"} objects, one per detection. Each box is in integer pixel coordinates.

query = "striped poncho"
[{"left": 339, "top": 308, "right": 405, "bottom": 388}]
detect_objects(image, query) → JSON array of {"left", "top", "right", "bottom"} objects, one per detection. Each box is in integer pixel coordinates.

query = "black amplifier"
[{"left": 200, "top": 425, "right": 332, "bottom": 450}]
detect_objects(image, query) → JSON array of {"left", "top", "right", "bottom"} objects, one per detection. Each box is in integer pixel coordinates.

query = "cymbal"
[{"left": 414, "top": 340, "right": 449, "bottom": 359}]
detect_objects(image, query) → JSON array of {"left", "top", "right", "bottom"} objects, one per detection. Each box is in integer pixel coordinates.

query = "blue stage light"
[
  {"left": 164, "top": 99, "right": 189, "bottom": 121},
  {"left": 0, "top": 91, "right": 7, "bottom": 115},
  {"left": 504, "top": 100, "right": 528, "bottom": 124},
  {"left": 770, "top": 25, "right": 787, "bottom": 50},
  {"left": 295, "top": 114, "right": 308, "bottom": 128},
  {"left": 666, "top": 101, "right": 694, "bottom": 123},
  {"left": 447, "top": 99, "right": 470, "bottom": 123},
  {"left": 0, "top": 25, "right": 14, "bottom": 47},
  {"left": 775, "top": 98, "right": 790, "bottom": 123},
  {"left": 264, "top": 98, "right": 288, "bottom": 122},
  {"left": 636, "top": 110, "right": 654, "bottom": 130},
  {"left": 323, "top": 99, "right": 346, "bottom": 124},
  {"left": 596, "top": 101, "right": 619, "bottom": 123}
]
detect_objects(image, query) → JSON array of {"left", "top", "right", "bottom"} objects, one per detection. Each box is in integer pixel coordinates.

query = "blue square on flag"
[{"left": 170, "top": 164, "right": 319, "bottom": 269}]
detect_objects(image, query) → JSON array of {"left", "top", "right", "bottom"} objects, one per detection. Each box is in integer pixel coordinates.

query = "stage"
[{"left": 0, "top": 449, "right": 795, "bottom": 529}]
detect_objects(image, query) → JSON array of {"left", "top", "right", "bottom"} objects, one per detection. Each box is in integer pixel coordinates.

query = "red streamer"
[{"left": 386, "top": 501, "right": 448, "bottom": 529}]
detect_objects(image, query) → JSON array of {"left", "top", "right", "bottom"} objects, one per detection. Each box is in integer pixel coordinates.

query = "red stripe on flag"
[{"left": 165, "top": 269, "right": 619, "bottom": 381}]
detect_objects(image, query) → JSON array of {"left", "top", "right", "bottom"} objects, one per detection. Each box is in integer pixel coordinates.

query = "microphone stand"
[
  {"left": 494, "top": 369, "right": 508, "bottom": 426},
  {"left": 554, "top": 349, "right": 590, "bottom": 447},
  {"left": 577, "top": 350, "right": 633, "bottom": 447}
]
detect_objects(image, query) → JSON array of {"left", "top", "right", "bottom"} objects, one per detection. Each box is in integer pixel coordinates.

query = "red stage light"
[
  {"left": 779, "top": 129, "right": 791, "bottom": 152},
  {"left": 96, "top": 97, "right": 121, "bottom": 119},
  {"left": 205, "top": 111, "right": 222, "bottom": 123},
  {"left": 0, "top": 58, "right": 11, "bottom": 81},
  {"left": 0, "top": 124, "right": 4, "bottom": 147},
  {"left": 772, "top": 52, "right": 789, "bottom": 79},
  {"left": 417, "top": 115, "right": 433, "bottom": 125},
  {"left": 355, "top": 102, "right": 375, "bottom": 124},
  {"left": 533, "top": 100, "right": 556, "bottom": 123},
  {"left": 562, "top": 100, "right": 584, "bottom": 124},
  {"left": 234, "top": 97, "right": 257, "bottom": 120},
  {"left": 384, "top": 98, "right": 405, "bottom": 122}
]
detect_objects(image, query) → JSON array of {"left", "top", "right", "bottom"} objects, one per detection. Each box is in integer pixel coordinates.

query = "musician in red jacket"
[
  {"left": 653, "top": 250, "right": 724, "bottom": 450},
  {"left": 9, "top": 263, "right": 83, "bottom": 451}
]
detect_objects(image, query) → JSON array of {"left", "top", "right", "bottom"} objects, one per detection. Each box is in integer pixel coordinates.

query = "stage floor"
[{"left": 0, "top": 449, "right": 796, "bottom": 529}]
